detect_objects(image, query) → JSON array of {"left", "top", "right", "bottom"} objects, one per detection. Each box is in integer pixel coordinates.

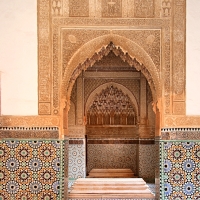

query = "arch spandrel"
[{"left": 62, "top": 34, "right": 161, "bottom": 103}]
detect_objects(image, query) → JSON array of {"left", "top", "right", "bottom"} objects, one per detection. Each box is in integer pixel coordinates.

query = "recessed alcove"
[{"left": 67, "top": 49, "right": 156, "bottom": 184}]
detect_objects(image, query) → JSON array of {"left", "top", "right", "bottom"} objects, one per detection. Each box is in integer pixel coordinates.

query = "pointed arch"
[{"left": 61, "top": 34, "right": 161, "bottom": 103}]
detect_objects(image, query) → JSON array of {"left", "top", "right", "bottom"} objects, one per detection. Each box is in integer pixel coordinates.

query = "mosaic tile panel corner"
[
  {"left": 160, "top": 140, "right": 200, "bottom": 199},
  {"left": 0, "top": 139, "right": 65, "bottom": 200}
]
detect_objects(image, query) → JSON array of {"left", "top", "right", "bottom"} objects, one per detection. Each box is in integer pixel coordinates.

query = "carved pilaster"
[
  {"left": 140, "top": 75, "right": 147, "bottom": 125},
  {"left": 38, "top": 0, "right": 51, "bottom": 115},
  {"left": 172, "top": 0, "right": 186, "bottom": 115},
  {"left": 76, "top": 76, "right": 84, "bottom": 125}
]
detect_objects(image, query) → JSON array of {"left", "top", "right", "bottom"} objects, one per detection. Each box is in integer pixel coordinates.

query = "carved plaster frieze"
[
  {"left": 164, "top": 116, "right": 200, "bottom": 128},
  {"left": 38, "top": 0, "right": 186, "bottom": 130},
  {"left": 62, "top": 29, "right": 161, "bottom": 75},
  {"left": 0, "top": 116, "right": 60, "bottom": 127},
  {"left": 69, "top": 0, "right": 89, "bottom": 17},
  {"left": 102, "top": 0, "right": 122, "bottom": 18},
  {"left": 0, "top": 129, "right": 59, "bottom": 139},
  {"left": 172, "top": 0, "right": 186, "bottom": 114},
  {"left": 38, "top": 0, "right": 51, "bottom": 113},
  {"left": 68, "top": 126, "right": 85, "bottom": 138},
  {"left": 134, "top": 0, "right": 154, "bottom": 18},
  {"left": 162, "top": 0, "right": 171, "bottom": 17},
  {"left": 65, "top": 42, "right": 159, "bottom": 105},
  {"left": 51, "top": 0, "right": 163, "bottom": 19},
  {"left": 86, "top": 126, "right": 139, "bottom": 138},
  {"left": 40, "top": 16, "right": 170, "bottom": 116}
]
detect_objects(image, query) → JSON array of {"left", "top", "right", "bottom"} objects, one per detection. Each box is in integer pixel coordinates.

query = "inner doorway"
[{"left": 67, "top": 47, "right": 156, "bottom": 188}]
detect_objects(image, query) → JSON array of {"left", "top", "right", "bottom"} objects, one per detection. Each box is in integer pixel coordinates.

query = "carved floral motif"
[{"left": 67, "top": 42, "right": 157, "bottom": 105}]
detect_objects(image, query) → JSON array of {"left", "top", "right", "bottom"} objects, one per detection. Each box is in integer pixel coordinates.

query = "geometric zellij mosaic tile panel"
[
  {"left": 0, "top": 140, "right": 64, "bottom": 200},
  {"left": 160, "top": 141, "right": 200, "bottom": 200}
]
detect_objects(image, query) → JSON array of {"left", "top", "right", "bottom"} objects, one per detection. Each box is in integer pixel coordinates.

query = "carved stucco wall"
[
  {"left": 36, "top": 0, "right": 199, "bottom": 130},
  {"left": 1, "top": 0, "right": 200, "bottom": 128},
  {"left": 1, "top": 1, "right": 200, "bottom": 119}
]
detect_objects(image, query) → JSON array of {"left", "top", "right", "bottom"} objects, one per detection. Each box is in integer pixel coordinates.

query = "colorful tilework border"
[
  {"left": 160, "top": 140, "right": 200, "bottom": 199},
  {"left": 0, "top": 139, "right": 64, "bottom": 200}
]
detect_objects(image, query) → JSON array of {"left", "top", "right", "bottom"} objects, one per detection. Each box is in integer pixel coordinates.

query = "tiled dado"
[
  {"left": 0, "top": 139, "right": 65, "bottom": 200},
  {"left": 139, "top": 144, "right": 156, "bottom": 182},
  {"left": 0, "top": 127, "right": 59, "bottom": 139},
  {"left": 68, "top": 138, "right": 86, "bottom": 181},
  {"left": 160, "top": 128, "right": 200, "bottom": 199},
  {"left": 87, "top": 139, "right": 155, "bottom": 180}
]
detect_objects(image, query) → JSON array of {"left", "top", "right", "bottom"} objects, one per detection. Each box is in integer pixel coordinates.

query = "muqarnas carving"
[{"left": 87, "top": 85, "right": 136, "bottom": 126}]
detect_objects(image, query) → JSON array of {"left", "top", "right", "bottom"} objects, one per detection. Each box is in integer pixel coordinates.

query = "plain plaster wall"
[
  {"left": 0, "top": 0, "right": 37, "bottom": 115},
  {"left": 0, "top": 0, "right": 200, "bottom": 116}
]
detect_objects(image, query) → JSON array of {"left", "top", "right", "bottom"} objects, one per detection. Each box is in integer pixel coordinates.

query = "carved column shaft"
[
  {"left": 76, "top": 76, "right": 83, "bottom": 125},
  {"left": 140, "top": 75, "right": 147, "bottom": 125}
]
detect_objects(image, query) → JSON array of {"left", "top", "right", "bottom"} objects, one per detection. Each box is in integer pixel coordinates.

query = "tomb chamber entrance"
[{"left": 66, "top": 45, "right": 157, "bottom": 184}]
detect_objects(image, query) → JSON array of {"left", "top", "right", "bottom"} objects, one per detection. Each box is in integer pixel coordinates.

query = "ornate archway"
[{"left": 61, "top": 34, "right": 161, "bottom": 105}]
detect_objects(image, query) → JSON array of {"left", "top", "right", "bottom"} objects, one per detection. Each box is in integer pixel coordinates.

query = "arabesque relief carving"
[
  {"left": 69, "top": 0, "right": 89, "bottom": 17},
  {"left": 102, "top": 0, "right": 122, "bottom": 18},
  {"left": 0, "top": 116, "right": 60, "bottom": 127},
  {"left": 0, "top": 0, "right": 192, "bottom": 129},
  {"left": 172, "top": 0, "right": 186, "bottom": 115},
  {"left": 36, "top": 0, "right": 200, "bottom": 129},
  {"left": 134, "top": 0, "right": 154, "bottom": 18},
  {"left": 66, "top": 42, "right": 159, "bottom": 105}
]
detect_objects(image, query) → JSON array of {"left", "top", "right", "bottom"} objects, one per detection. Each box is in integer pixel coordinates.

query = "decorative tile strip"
[
  {"left": 160, "top": 141, "right": 200, "bottom": 199},
  {"left": 160, "top": 128, "right": 200, "bottom": 140}
]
